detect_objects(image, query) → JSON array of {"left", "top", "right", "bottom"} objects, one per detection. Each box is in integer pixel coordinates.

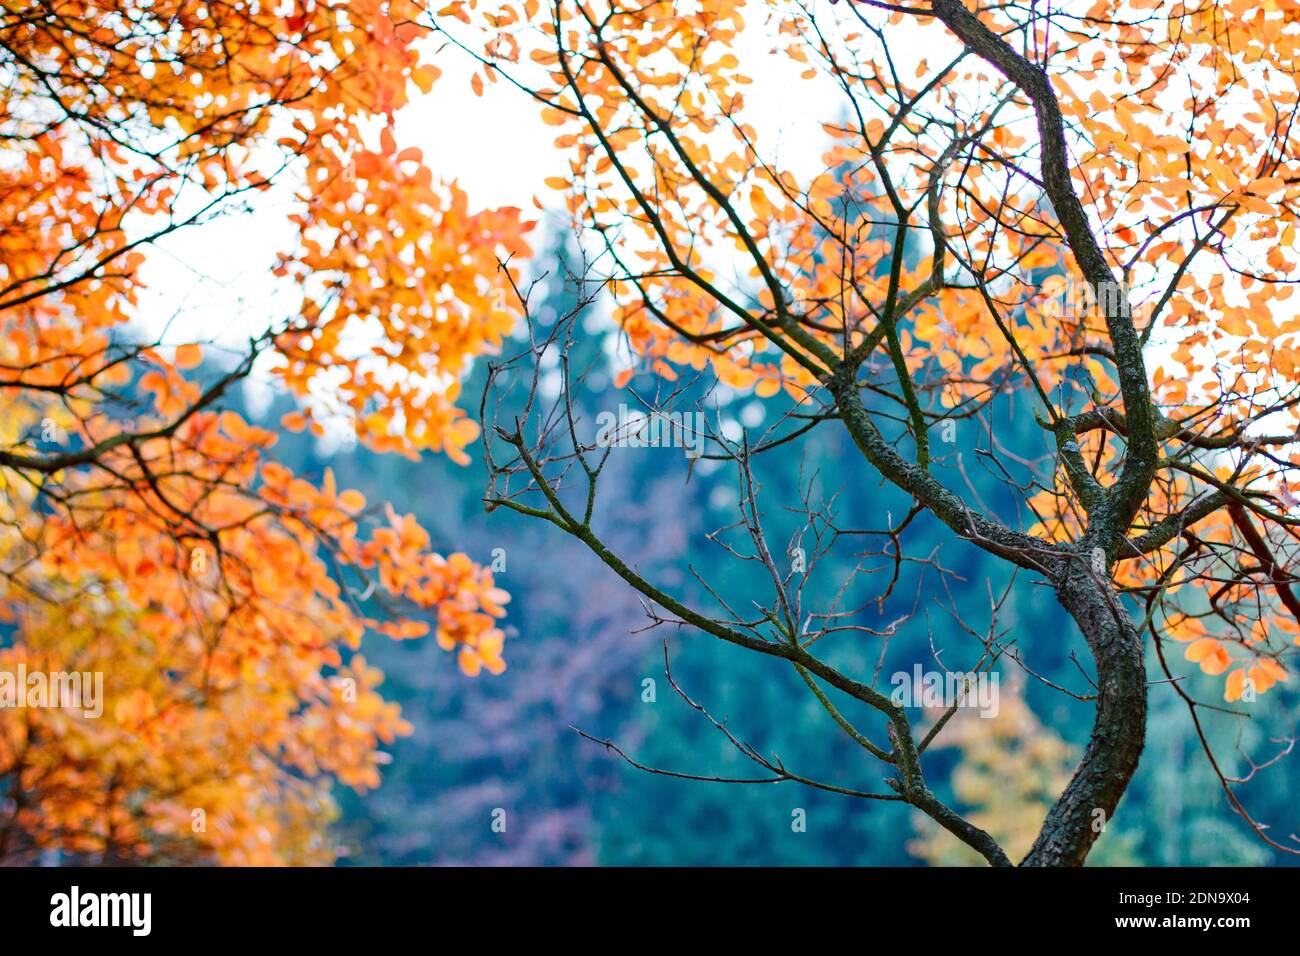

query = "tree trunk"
[{"left": 1022, "top": 562, "right": 1147, "bottom": 865}]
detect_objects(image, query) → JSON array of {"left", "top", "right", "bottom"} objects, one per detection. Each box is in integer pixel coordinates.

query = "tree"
[
  {"left": 0, "top": 0, "right": 527, "bottom": 863},
  {"left": 6, "top": 0, "right": 1300, "bottom": 871},
  {"left": 908, "top": 673, "right": 1141, "bottom": 866},
  {"left": 450, "top": 0, "right": 1300, "bottom": 866}
]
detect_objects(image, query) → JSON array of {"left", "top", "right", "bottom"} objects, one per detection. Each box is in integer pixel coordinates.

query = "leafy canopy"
[{"left": 0, "top": 0, "right": 525, "bottom": 863}]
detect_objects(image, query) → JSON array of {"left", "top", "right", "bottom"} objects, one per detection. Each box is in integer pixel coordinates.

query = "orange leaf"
[{"left": 173, "top": 343, "right": 203, "bottom": 369}]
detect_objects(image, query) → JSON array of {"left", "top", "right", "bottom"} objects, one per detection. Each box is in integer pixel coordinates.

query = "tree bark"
[{"left": 1022, "top": 561, "right": 1147, "bottom": 866}]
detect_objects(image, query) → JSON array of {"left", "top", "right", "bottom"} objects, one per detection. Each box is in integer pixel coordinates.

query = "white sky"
[
  {"left": 127, "top": 6, "right": 875, "bottom": 425},
  {"left": 131, "top": 9, "right": 853, "bottom": 345},
  {"left": 132, "top": 6, "right": 1272, "bottom": 438}
]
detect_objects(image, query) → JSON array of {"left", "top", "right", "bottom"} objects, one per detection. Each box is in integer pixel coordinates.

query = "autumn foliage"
[
  {"left": 0, "top": 0, "right": 524, "bottom": 863},
  {"left": 5, "top": 0, "right": 1300, "bottom": 867},
  {"left": 449, "top": 0, "right": 1300, "bottom": 864},
  {"left": 448, "top": 0, "right": 1300, "bottom": 700}
]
